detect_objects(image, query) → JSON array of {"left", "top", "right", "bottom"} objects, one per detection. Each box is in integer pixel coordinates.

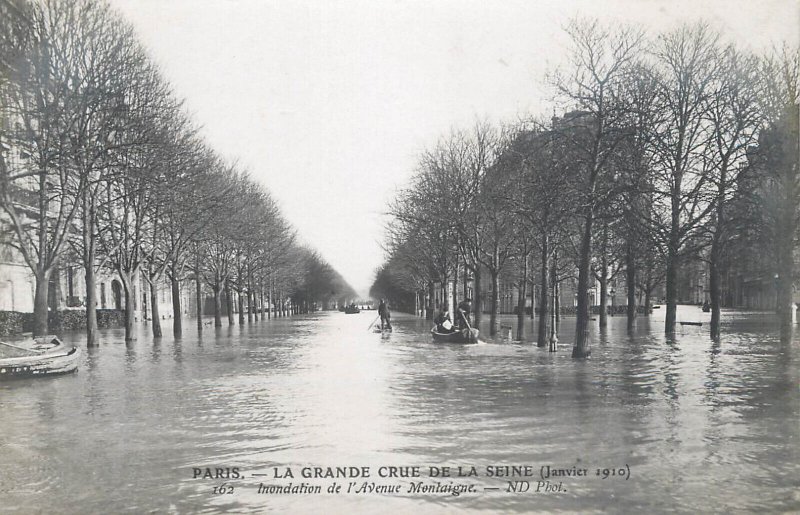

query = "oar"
[
  {"left": 459, "top": 309, "right": 477, "bottom": 342},
  {"left": 367, "top": 314, "right": 380, "bottom": 331}
]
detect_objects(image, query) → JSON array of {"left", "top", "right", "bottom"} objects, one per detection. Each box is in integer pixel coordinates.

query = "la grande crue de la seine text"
[{"left": 192, "top": 464, "right": 630, "bottom": 481}]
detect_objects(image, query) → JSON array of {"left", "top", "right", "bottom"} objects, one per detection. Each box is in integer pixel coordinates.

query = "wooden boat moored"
[
  {"left": 430, "top": 327, "right": 479, "bottom": 344},
  {"left": 0, "top": 336, "right": 80, "bottom": 379}
]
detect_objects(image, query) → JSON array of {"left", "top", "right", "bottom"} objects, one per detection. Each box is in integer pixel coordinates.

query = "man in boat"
[
  {"left": 434, "top": 308, "right": 454, "bottom": 333},
  {"left": 378, "top": 299, "right": 392, "bottom": 331},
  {"left": 456, "top": 298, "right": 473, "bottom": 329}
]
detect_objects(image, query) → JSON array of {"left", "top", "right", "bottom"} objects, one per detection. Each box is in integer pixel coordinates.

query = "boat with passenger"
[{"left": 430, "top": 326, "right": 479, "bottom": 344}]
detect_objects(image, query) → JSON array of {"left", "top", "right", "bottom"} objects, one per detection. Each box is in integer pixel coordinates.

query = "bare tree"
[
  {"left": 755, "top": 45, "right": 799, "bottom": 338},
  {"left": 647, "top": 23, "right": 721, "bottom": 335},
  {"left": 550, "top": 17, "right": 644, "bottom": 357},
  {"left": 0, "top": 0, "right": 89, "bottom": 336},
  {"left": 703, "top": 46, "right": 763, "bottom": 339}
]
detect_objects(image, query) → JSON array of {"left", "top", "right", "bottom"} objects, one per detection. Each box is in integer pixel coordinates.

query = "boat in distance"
[
  {"left": 430, "top": 327, "right": 479, "bottom": 344},
  {"left": 0, "top": 336, "right": 80, "bottom": 379}
]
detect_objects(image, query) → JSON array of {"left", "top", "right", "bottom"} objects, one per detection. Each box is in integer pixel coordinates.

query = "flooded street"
[{"left": 1, "top": 307, "right": 799, "bottom": 514}]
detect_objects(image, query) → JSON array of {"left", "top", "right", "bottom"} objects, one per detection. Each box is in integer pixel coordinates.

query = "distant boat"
[
  {"left": 679, "top": 321, "right": 703, "bottom": 327},
  {"left": 0, "top": 336, "right": 79, "bottom": 379},
  {"left": 431, "top": 327, "right": 479, "bottom": 344}
]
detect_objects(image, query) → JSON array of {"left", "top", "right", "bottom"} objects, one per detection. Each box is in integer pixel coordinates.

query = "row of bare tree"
[
  {"left": 378, "top": 19, "right": 799, "bottom": 355},
  {"left": 0, "top": 0, "right": 355, "bottom": 344}
]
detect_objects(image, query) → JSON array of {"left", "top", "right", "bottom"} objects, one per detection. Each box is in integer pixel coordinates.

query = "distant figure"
[
  {"left": 457, "top": 298, "right": 473, "bottom": 328},
  {"left": 702, "top": 301, "right": 710, "bottom": 312},
  {"left": 378, "top": 299, "right": 392, "bottom": 331}
]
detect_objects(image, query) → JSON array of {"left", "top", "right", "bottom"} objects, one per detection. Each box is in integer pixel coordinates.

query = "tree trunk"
[
  {"left": 626, "top": 241, "right": 636, "bottom": 331},
  {"left": 82, "top": 192, "right": 98, "bottom": 346},
  {"left": 426, "top": 281, "right": 434, "bottom": 320},
  {"left": 516, "top": 256, "right": 527, "bottom": 341},
  {"left": 549, "top": 251, "right": 559, "bottom": 352},
  {"left": 453, "top": 259, "right": 459, "bottom": 311},
  {"left": 150, "top": 281, "right": 162, "bottom": 338},
  {"left": 213, "top": 283, "right": 222, "bottom": 328},
  {"left": 268, "top": 278, "right": 273, "bottom": 320},
  {"left": 537, "top": 235, "right": 549, "bottom": 348},
  {"left": 32, "top": 269, "right": 50, "bottom": 337},
  {"left": 599, "top": 261, "right": 608, "bottom": 328},
  {"left": 84, "top": 263, "right": 98, "bottom": 346},
  {"left": 196, "top": 273, "right": 204, "bottom": 331},
  {"left": 473, "top": 267, "right": 482, "bottom": 328},
  {"left": 119, "top": 270, "right": 136, "bottom": 343},
  {"left": 226, "top": 281, "right": 234, "bottom": 325},
  {"left": 238, "top": 290, "right": 245, "bottom": 325},
  {"left": 171, "top": 275, "right": 182, "bottom": 338},
  {"left": 489, "top": 268, "right": 499, "bottom": 337},
  {"left": 709, "top": 256, "right": 721, "bottom": 340},
  {"left": 555, "top": 272, "right": 561, "bottom": 326},
  {"left": 573, "top": 213, "right": 594, "bottom": 358},
  {"left": 260, "top": 284, "right": 265, "bottom": 319},
  {"left": 665, "top": 248, "right": 678, "bottom": 335}
]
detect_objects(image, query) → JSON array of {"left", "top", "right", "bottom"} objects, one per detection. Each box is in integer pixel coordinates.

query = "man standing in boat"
[
  {"left": 456, "top": 298, "right": 473, "bottom": 329},
  {"left": 378, "top": 299, "right": 392, "bottom": 331}
]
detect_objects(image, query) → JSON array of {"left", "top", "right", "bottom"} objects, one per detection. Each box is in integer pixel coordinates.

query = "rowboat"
[
  {"left": 430, "top": 327, "right": 479, "bottom": 344},
  {"left": 0, "top": 336, "right": 80, "bottom": 379}
]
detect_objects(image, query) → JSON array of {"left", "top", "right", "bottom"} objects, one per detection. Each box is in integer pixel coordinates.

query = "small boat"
[
  {"left": 430, "top": 327, "right": 479, "bottom": 344},
  {"left": 679, "top": 321, "right": 703, "bottom": 327},
  {"left": 0, "top": 336, "right": 80, "bottom": 379}
]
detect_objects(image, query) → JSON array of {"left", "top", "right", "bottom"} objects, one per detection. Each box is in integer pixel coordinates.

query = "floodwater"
[{"left": 1, "top": 306, "right": 798, "bottom": 514}]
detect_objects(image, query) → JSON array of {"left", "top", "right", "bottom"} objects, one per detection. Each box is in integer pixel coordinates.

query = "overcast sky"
[{"left": 109, "top": 0, "right": 799, "bottom": 297}]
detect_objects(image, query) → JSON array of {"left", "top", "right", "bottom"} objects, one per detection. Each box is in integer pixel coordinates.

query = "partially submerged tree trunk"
[
  {"left": 149, "top": 282, "right": 162, "bottom": 338},
  {"left": 238, "top": 290, "right": 245, "bottom": 325},
  {"left": 119, "top": 270, "right": 137, "bottom": 343},
  {"left": 196, "top": 273, "right": 204, "bottom": 331},
  {"left": 599, "top": 258, "right": 608, "bottom": 328},
  {"left": 213, "top": 281, "right": 222, "bottom": 328},
  {"left": 32, "top": 269, "right": 50, "bottom": 337},
  {"left": 84, "top": 264, "right": 98, "bottom": 346},
  {"left": 516, "top": 257, "right": 527, "bottom": 340},
  {"left": 489, "top": 268, "right": 499, "bottom": 337},
  {"left": 472, "top": 268, "right": 482, "bottom": 328},
  {"left": 573, "top": 214, "right": 594, "bottom": 358},
  {"left": 665, "top": 242, "right": 679, "bottom": 335},
  {"left": 537, "top": 236, "right": 549, "bottom": 348},
  {"left": 626, "top": 242, "right": 636, "bottom": 331},
  {"left": 225, "top": 281, "right": 234, "bottom": 325},
  {"left": 171, "top": 275, "right": 182, "bottom": 337},
  {"left": 82, "top": 193, "right": 98, "bottom": 346}
]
